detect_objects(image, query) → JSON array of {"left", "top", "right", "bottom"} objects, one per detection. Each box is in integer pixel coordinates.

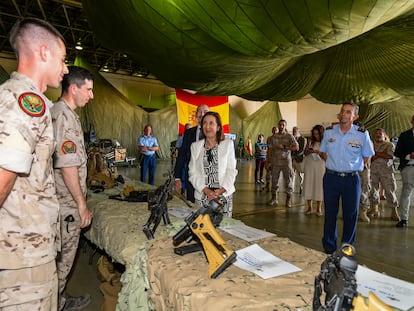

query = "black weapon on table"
[
  {"left": 313, "top": 244, "right": 358, "bottom": 311},
  {"left": 142, "top": 171, "right": 174, "bottom": 240},
  {"left": 172, "top": 195, "right": 237, "bottom": 279},
  {"left": 313, "top": 243, "right": 393, "bottom": 311}
]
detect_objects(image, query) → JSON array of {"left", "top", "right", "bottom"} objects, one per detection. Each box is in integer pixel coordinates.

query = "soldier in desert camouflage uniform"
[
  {"left": 369, "top": 128, "right": 400, "bottom": 221},
  {"left": 266, "top": 119, "right": 299, "bottom": 207},
  {"left": 358, "top": 163, "right": 372, "bottom": 222},
  {"left": 51, "top": 66, "right": 94, "bottom": 310},
  {"left": 0, "top": 18, "right": 68, "bottom": 310}
]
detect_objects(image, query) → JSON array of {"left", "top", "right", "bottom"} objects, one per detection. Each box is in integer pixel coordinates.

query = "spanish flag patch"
[
  {"left": 18, "top": 92, "right": 46, "bottom": 117},
  {"left": 61, "top": 140, "right": 77, "bottom": 154}
]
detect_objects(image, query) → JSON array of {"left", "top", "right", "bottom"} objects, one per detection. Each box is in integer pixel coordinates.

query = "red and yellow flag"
[
  {"left": 175, "top": 89, "right": 229, "bottom": 135},
  {"left": 245, "top": 135, "right": 253, "bottom": 156}
]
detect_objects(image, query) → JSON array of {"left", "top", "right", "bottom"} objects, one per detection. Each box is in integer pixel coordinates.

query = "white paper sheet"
[
  {"left": 356, "top": 265, "right": 414, "bottom": 311},
  {"left": 234, "top": 244, "right": 301, "bottom": 279},
  {"left": 220, "top": 224, "right": 276, "bottom": 241}
]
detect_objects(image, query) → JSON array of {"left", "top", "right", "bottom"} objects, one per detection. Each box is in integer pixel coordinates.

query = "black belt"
[
  {"left": 326, "top": 168, "right": 358, "bottom": 177},
  {"left": 405, "top": 164, "right": 414, "bottom": 167}
]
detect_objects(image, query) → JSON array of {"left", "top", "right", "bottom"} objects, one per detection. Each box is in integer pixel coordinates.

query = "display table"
[{"left": 84, "top": 182, "right": 326, "bottom": 311}]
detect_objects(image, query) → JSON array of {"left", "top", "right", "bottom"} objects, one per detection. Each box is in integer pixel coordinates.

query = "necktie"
[{"left": 197, "top": 126, "right": 204, "bottom": 141}]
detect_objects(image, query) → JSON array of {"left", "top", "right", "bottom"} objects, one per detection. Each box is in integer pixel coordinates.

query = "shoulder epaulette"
[
  {"left": 357, "top": 125, "right": 366, "bottom": 132},
  {"left": 325, "top": 126, "right": 333, "bottom": 130}
]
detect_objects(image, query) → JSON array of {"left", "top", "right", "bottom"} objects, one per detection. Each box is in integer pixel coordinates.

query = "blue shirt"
[
  {"left": 320, "top": 124, "right": 374, "bottom": 172},
  {"left": 255, "top": 142, "right": 267, "bottom": 159},
  {"left": 175, "top": 135, "right": 184, "bottom": 149},
  {"left": 138, "top": 135, "right": 158, "bottom": 156}
]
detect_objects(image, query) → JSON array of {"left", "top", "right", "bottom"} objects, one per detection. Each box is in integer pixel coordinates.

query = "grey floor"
[{"left": 68, "top": 159, "right": 414, "bottom": 310}]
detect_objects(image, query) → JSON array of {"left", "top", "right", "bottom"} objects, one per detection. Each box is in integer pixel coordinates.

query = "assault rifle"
[
  {"left": 142, "top": 171, "right": 174, "bottom": 240},
  {"left": 313, "top": 244, "right": 358, "bottom": 311},
  {"left": 313, "top": 244, "right": 392, "bottom": 311},
  {"left": 173, "top": 196, "right": 237, "bottom": 278}
]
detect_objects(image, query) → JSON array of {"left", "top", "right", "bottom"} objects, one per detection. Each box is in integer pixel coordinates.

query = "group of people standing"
[
  {"left": 254, "top": 103, "right": 414, "bottom": 255},
  {"left": 254, "top": 120, "right": 325, "bottom": 213},
  {"left": 359, "top": 116, "right": 414, "bottom": 230},
  {"left": 1, "top": 18, "right": 93, "bottom": 310}
]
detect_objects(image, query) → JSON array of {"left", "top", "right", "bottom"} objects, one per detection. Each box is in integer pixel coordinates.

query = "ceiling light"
[{"left": 75, "top": 42, "right": 83, "bottom": 50}]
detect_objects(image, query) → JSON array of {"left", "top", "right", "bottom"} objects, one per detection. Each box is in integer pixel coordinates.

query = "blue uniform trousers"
[
  {"left": 322, "top": 171, "right": 361, "bottom": 253},
  {"left": 140, "top": 154, "right": 156, "bottom": 185}
]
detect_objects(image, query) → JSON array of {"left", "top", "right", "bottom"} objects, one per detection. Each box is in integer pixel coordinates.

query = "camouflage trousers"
[
  {"left": 292, "top": 160, "right": 304, "bottom": 192},
  {"left": 271, "top": 163, "right": 294, "bottom": 194},
  {"left": 57, "top": 206, "right": 81, "bottom": 310},
  {"left": 0, "top": 260, "right": 57, "bottom": 310},
  {"left": 370, "top": 168, "right": 398, "bottom": 207},
  {"left": 359, "top": 168, "right": 371, "bottom": 210}
]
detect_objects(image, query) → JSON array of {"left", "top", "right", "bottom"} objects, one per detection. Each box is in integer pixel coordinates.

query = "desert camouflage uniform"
[
  {"left": 371, "top": 140, "right": 398, "bottom": 208},
  {"left": 268, "top": 133, "right": 299, "bottom": 195},
  {"left": 359, "top": 164, "right": 371, "bottom": 210},
  {"left": 263, "top": 133, "right": 277, "bottom": 190},
  {"left": 0, "top": 72, "right": 59, "bottom": 309},
  {"left": 51, "top": 99, "right": 87, "bottom": 310}
]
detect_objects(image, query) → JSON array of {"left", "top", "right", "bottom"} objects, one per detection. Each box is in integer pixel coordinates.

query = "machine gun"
[
  {"left": 173, "top": 196, "right": 237, "bottom": 279},
  {"left": 313, "top": 244, "right": 393, "bottom": 311},
  {"left": 313, "top": 244, "right": 359, "bottom": 311},
  {"left": 142, "top": 172, "right": 174, "bottom": 240}
]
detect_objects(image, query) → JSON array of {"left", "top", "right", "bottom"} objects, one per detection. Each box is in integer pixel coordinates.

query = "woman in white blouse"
[{"left": 189, "top": 111, "right": 238, "bottom": 217}]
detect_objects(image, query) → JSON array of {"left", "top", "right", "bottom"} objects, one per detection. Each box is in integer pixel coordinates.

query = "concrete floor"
[{"left": 68, "top": 159, "right": 414, "bottom": 310}]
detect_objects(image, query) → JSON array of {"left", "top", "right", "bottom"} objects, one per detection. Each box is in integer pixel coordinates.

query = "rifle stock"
[
  {"left": 142, "top": 171, "right": 174, "bottom": 240},
  {"left": 173, "top": 196, "right": 237, "bottom": 278}
]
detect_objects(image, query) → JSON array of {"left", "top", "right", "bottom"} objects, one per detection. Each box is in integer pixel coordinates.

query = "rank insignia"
[
  {"left": 18, "top": 92, "right": 46, "bottom": 117},
  {"left": 61, "top": 140, "right": 77, "bottom": 154},
  {"left": 328, "top": 138, "right": 335, "bottom": 143}
]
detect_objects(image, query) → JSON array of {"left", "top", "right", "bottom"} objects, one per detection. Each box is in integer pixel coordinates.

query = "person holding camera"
[{"left": 303, "top": 124, "right": 325, "bottom": 216}]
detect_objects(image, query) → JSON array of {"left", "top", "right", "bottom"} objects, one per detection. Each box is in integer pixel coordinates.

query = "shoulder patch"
[
  {"left": 18, "top": 92, "right": 46, "bottom": 117},
  {"left": 356, "top": 122, "right": 366, "bottom": 132},
  {"left": 61, "top": 140, "right": 77, "bottom": 154}
]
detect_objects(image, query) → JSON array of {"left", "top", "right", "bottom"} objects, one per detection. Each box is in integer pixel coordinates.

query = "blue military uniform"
[
  {"left": 138, "top": 135, "right": 158, "bottom": 185},
  {"left": 320, "top": 124, "right": 374, "bottom": 253}
]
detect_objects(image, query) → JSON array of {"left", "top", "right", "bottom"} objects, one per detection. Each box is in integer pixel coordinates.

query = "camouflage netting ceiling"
[{"left": 83, "top": 0, "right": 414, "bottom": 104}]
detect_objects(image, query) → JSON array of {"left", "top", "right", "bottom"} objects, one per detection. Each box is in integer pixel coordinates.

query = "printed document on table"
[
  {"left": 220, "top": 224, "right": 276, "bottom": 241},
  {"left": 234, "top": 244, "right": 301, "bottom": 279},
  {"left": 356, "top": 265, "right": 414, "bottom": 311}
]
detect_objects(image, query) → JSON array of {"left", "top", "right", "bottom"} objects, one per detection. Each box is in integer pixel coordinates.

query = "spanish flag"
[
  {"left": 175, "top": 89, "right": 229, "bottom": 135},
  {"left": 245, "top": 135, "right": 253, "bottom": 156}
]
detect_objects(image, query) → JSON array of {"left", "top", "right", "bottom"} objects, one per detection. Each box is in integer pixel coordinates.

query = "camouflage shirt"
[
  {"left": 372, "top": 140, "right": 395, "bottom": 171},
  {"left": 51, "top": 99, "right": 87, "bottom": 205},
  {"left": 268, "top": 132, "right": 298, "bottom": 164},
  {"left": 0, "top": 72, "right": 59, "bottom": 269}
]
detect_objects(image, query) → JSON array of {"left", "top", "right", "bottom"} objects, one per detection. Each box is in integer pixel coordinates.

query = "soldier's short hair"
[
  {"left": 62, "top": 66, "right": 94, "bottom": 93},
  {"left": 9, "top": 17, "right": 65, "bottom": 57}
]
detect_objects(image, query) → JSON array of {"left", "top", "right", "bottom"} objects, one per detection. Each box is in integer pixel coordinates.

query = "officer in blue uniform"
[
  {"left": 320, "top": 103, "right": 374, "bottom": 254},
  {"left": 138, "top": 124, "right": 159, "bottom": 185}
]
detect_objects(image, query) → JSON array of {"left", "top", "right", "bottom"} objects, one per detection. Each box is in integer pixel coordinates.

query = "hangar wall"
[{"left": 0, "top": 55, "right": 343, "bottom": 161}]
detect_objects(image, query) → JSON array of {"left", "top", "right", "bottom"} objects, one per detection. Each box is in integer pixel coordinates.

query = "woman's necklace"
[{"left": 205, "top": 139, "right": 217, "bottom": 149}]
